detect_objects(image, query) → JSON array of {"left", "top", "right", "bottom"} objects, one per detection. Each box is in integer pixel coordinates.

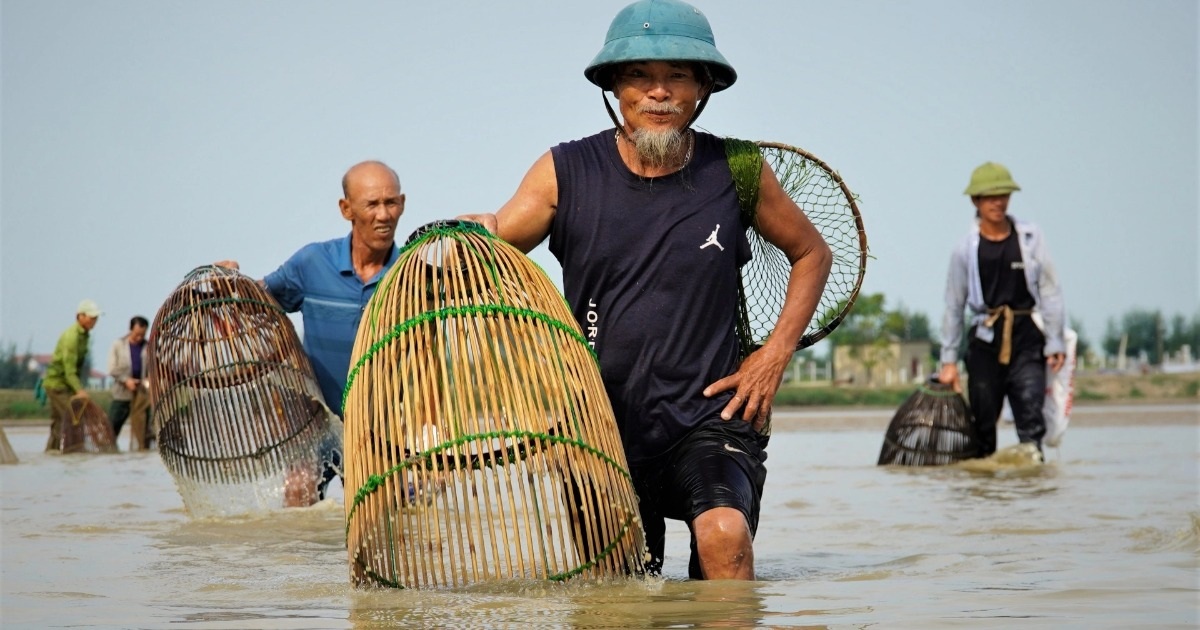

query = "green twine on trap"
[
  {"left": 352, "top": 554, "right": 404, "bottom": 589},
  {"left": 342, "top": 303, "right": 597, "bottom": 414},
  {"left": 345, "top": 428, "right": 632, "bottom": 536},
  {"left": 917, "top": 384, "right": 961, "bottom": 398},
  {"left": 364, "top": 221, "right": 504, "bottom": 333},
  {"left": 346, "top": 428, "right": 637, "bottom": 588},
  {"left": 351, "top": 515, "right": 640, "bottom": 588},
  {"left": 546, "top": 511, "right": 639, "bottom": 582}
]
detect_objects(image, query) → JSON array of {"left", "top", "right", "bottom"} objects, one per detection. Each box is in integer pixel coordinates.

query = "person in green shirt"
[{"left": 43, "top": 299, "right": 103, "bottom": 451}]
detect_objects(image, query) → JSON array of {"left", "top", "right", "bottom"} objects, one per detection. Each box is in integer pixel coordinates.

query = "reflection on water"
[{"left": 1, "top": 412, "right": 1198, "bottom": 629}]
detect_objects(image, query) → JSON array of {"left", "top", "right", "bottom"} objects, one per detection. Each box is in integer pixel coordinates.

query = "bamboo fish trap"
[
  {"left": 877, "top": 379, "right": 981, "bottom": 466},
  {"left": 148, "top": 265, "right": 342, "bottom": 516},
  {"left": 1, "top": 426, "right": 19, "bottom": 464},
  {"left": 49, "top": 397, "right": 118, "bottom": 454},
  {"left": 344, "top": 221, "right": 645, "bottom": 589}
]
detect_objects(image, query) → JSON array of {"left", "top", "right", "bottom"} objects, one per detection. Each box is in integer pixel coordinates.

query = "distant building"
[{"left": 833, "top": 340, "right": 933, "bottom": 386}]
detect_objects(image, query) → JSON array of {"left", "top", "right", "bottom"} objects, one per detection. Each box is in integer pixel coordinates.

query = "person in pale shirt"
[
  {"left": 108, "top": 315, "right": 152, "bottom": 450},
  {"left": 938, "top": 161, "right": 1066, "bottom": 456}
]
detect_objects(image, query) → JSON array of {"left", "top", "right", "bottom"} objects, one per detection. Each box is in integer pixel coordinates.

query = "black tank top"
[
  {"left": 549, "top": 129, "right": 753, "bottom": 463},
  {"left": 977, "top": 222, "right": 1043, "bottom": 351}
]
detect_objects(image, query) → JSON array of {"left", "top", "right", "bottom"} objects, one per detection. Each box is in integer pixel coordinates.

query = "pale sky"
[{"left": 2, "top": 0, "right": 1196, "bottom": 357}]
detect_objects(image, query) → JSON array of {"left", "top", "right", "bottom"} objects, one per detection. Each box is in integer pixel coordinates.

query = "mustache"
[{"left": 638, "top": 103, "right": 683, "bottom": 116}]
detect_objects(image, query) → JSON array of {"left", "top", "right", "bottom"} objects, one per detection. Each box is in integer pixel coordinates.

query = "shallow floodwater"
[{"left": 2, "top": 406, "right": 1197, "bottom": 629}]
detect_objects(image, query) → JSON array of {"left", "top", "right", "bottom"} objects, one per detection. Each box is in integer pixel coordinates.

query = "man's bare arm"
[
  {"left": 704, "top": 160, "right": 833, "bottom": 424},
  {"left": 459, "top": 151, "right": 558, "bottom": 252}
]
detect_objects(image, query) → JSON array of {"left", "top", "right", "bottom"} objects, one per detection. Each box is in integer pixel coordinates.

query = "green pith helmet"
[
  {"left": 964, "top": 162, "right": 1021, "bottom": 197},
  {"left": 585, "top": 0, "right": 736, "bottom": 92}
]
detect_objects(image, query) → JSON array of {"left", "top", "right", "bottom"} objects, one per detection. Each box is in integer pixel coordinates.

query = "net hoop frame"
[
  {"left": 732, "top": 140, "right": 868, "bottom": 353},
  {"left": 756, "top": 140, "right": 868, "bottom": 349}
]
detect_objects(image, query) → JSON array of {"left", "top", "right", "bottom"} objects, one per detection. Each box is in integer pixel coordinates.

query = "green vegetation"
[
  {"left": 1102, "top": 309, "right": 1200, "bottom": 365},
  {"left": 0, "top": 389, "right": 113, "bottom": 421},
  {"left": 774, "top": 384, "right": 914, "bottom": 407},
  {"left": 2, "top": 371, "right": 1193, "bottom": 422}
]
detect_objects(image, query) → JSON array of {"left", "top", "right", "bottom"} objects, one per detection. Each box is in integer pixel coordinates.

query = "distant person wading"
[{"left": 938, "top": 162, "right": 1067, "bottom": 457}]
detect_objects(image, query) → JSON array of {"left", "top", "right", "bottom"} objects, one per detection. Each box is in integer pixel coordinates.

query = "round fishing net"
[
  {"left": 344, "top": 221, "right": 645, "bottom": 589},
  {"left": 49, "top": 397, "right": 118, "bottom": 454},
  {"left": 725, "top": 139, "right": 868, "bottom": 355}
]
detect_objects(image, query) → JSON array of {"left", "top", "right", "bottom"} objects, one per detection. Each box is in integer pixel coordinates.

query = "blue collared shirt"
[{"left": 264, "top": 234, "right": 399, "bottom": 416}]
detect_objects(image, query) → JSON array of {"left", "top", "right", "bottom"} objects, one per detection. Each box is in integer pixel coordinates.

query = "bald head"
[
  {"left": 342, "top": 161, "right": 400, "bottom": 198},
  {"left": 339, "top": 160, "right": 405, "bottom": 256}
]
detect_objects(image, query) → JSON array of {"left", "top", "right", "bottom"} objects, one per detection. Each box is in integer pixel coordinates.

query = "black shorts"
[{"left": 630, "top": 419, "right": 768, "bottom": 577}]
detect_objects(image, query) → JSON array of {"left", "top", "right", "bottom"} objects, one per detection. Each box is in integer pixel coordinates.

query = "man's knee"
[
  {"left": 694, "top": 506, "right": 751, "bottom": 542},
  {"left": 692, "top": 507, "right": 755, "bottom": 579}
]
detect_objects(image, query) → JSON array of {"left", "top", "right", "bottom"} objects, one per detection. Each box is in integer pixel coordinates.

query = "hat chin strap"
[{"left": 604, "top": 90, "right": 712, "bottom": 139}]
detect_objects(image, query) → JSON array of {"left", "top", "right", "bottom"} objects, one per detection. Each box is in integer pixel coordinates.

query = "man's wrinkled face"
[
  {"left": 129, "top": 324, "right": 148, "bottom": 344},
  {"left": 613, "top": 61, "right": 703, "bottom": 125},
  {"left": 341, "top": 164, "right": 405, "bottom": 253},
  {"left": 613, "top": 61, "right": 706, "bottom": 166}
]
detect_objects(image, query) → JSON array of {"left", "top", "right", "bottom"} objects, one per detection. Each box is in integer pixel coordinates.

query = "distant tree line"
[
  {"left": 1102, "top": 309, "right": 1200, "bottom": 365},
  {"left": 3, "top": 305, "right": 1193, "bottom": 390},
  {"left": 0, "top": 342, "right": 40, "bottom": 389},
  {"left": 825, "top": 293, "right": 932, "bottom": 347},
  {"left": 821, "top": 293, "right": 1197, "bottom": 368}
]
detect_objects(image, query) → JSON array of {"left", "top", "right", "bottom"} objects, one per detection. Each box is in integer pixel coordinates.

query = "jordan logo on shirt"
[{"left": 700, "top": 224, "right": 724, "bottom": 251}]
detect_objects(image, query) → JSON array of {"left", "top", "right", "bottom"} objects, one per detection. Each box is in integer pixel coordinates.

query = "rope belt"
[{"left": 983, "top": 306, "right": 1033, "bottom": 365}]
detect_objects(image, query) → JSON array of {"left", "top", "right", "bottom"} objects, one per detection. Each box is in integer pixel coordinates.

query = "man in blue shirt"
[{"left": 220, "top": 160, "right": 406, "bottom": 497}]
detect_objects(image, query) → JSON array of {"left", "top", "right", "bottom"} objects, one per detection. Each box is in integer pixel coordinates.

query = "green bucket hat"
[
  {"left": 584, "top": 0, "right": 736, "bottom": 92},
  {"left": 964, "top": 162, "right": 1021, "bottom": 196}
]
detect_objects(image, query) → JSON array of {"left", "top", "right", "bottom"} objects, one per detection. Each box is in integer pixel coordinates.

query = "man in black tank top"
[
  {"left": 939, "top": 162, "right": 1068, "bottom": 457},
  {"left": 459, "top": 0, "right": 832, "bottom": 580}
]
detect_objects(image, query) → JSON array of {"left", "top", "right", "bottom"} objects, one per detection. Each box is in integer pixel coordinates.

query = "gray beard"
[{"left": 629, "top": 127, "right": 687, "bottom": 168}]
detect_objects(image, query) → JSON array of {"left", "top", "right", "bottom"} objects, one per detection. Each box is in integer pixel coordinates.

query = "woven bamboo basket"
[
  {"left": 148, "top": 265, "right": 342, "bottom": 516},
  {"left": 344, "top": 221, "right": 645, "bottom": 588},
  {"left": 50, "top": 397, "right": 118, "bottom": 454},
  {"left": 0, "top": 426, "right": 18, "bottom": 464},
  {"left": 877, "top": 379, "right": 981, "bottom": 466}
]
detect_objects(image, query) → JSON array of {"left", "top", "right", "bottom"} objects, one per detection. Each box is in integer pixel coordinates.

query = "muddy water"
[{"left": 1, "top": 404, "right": 1196, "bottom": 629}]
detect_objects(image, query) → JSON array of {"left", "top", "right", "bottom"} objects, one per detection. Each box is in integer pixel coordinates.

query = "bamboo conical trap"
[
  {"left": 878, "top": 379, "right": 981, "bottom": 466},
  {"left": 148, "top": 265, "right": 342, "bottom": 516},
  {"left": 344, "top": 221, "right": 645, "bottom": 588}
]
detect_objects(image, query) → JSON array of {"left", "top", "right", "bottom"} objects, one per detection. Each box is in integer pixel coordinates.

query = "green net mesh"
[{"left": 725, "top": 139, "right": 868, "bottom": 355}]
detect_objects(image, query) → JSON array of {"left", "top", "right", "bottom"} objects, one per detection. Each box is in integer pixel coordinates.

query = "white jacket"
[{"left": 940, "top": 216, "right": 1066, "bottom": 364}]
